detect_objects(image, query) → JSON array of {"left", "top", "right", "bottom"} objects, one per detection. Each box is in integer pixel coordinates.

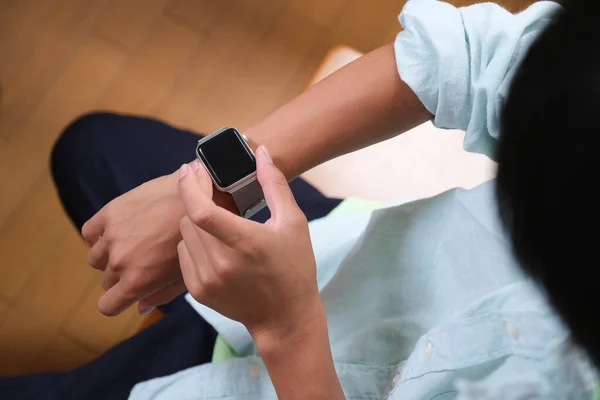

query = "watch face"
[{"left": 196, "top": 128, "right": 256, "bottom": 188}]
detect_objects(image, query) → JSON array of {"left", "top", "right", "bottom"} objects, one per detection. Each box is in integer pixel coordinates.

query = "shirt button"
[
  {"left": 392, "top": 373, "right": 400, "bottom": 388},
  {"left": 249, "top": 363, "right": 260, "bottom": 378},
  {"left": 504, "top": 322, "right": 519, "bottom": 339},
  {"left": 425, "top": 341, "right": 433, "bottom": 359}
]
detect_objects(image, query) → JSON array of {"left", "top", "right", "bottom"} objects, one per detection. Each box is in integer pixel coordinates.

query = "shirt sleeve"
[{"left": 394, "top": 0, "right": 561, "bottom": 160}]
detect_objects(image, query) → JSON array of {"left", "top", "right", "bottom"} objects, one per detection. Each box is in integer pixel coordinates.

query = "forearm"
[
  {"left": 246, "top": 43, "right": 432, "bottom": 179},
  {"left": 167, "top": 44, "right": 430, "bottom": 209},
  {"left": 251, "top": 299, "right": 344, "bottom": 400}
]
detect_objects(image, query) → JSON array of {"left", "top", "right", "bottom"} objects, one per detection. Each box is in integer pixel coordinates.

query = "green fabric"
[
  {"left": 212, "top": 334, "right": 238, "bottom": 362},
  {"left": 210, "top": 197, "right": 382, "bottom": 362},
  {"left": 594, "top": 380, "right": 600, "bottom": 400},
  {"left": 326, "top": 197, "right": 383, "bottom": 216}
]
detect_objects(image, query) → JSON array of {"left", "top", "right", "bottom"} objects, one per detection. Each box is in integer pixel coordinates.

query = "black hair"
[{"left": 497, "top": 0, "right": 600, "bottom": 366}]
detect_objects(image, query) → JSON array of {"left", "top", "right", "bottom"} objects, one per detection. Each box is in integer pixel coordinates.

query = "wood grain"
[
  {"left": 0, "top": 174, "right": 71, "bottom": 300},
  {"left": 93, "top": 0, "right": 169, "bottom": 50},
  {"left": 13, "top": 228, "right": 98, "bottom": 326},
  {"left": 327, "top": 0, "right": 401, "bottom": 53},
  {"left": 0, "top": 36, "right": 127, "bottom": 229},
  {"left": 191, "top": 7, "right": 323, "bottom": 131},
  {"left": 154, "top": 1, "right": 285, "bottom": 131},
  {"left": 63, "top": 284, "right": 142, "bottom": 353},
  {"left": 0, "top": 304, "right": 59, "bottom": 375},
  {"left": 289, "top": 0, "right": 345, "bottom": 27},
  {"left": 95, "top": 14, "right": 204, "bottom": 114},
  {"left": 0, "top": 300, "right": 8, "bottom": 322},
  {"left": 0, "top": 1, "right": 51, "bottom": 65},
  {"left": 0, "top": 0, "right": 108, "bottom": 140},
  {"left": 163, "top": 0, "right": 229, "bottom": 36}
]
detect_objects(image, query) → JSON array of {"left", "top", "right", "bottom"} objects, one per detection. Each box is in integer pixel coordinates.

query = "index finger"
[
  {"left": 82, "top": 209, "right": 105, "bottom": 247},
  {"left": 177, "top": 164, "right": 256, "bottom": 248},
  {"left": 97, "top": 280, "right": 137, "bottom": 316}
]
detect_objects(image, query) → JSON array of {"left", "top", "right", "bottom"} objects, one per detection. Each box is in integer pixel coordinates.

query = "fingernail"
[
  {"left": 191, "top": 159, "right": 201, "bottom": 171},
  {"left": 140, "top": 305, "right": 155, "bottom": 316},
  {"left": 179, "top": 164, "right": 189, "bottom": 179},
  {"left": 261, "top": 146, "right": 273, "bottom": 164}
]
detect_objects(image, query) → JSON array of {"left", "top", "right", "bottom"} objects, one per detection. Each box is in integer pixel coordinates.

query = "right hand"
[
  {"left": 177, "top": 146, "right": 323, "bottom": 337},
  {"left": 83, "top": 168, "right": 189, "bottom": 316}
]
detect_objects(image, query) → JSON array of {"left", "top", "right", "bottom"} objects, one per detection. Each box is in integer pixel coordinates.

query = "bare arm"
[
  {"left": 177, "top": 153, "right": 345, "bottom": 399},
  {"left": 84, "top": 44, "right": 430, "bottom": 372},
  {"left": 239, "top": 45, "right": 429, "bottom": 397},
  {"left": 252, "top": 298, "right": 344, "bottom": 400},
  {"left": 201, "top": 44, "right": 427, "bottom": 398},
  {"left": 246, "top": 43, "right": 432, "bottom": 179},
  {"left": 84, "top": 39, "right": 427, "bottom": 397}
]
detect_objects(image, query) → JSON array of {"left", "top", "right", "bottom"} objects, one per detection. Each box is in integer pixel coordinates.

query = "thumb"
[
  {"left": 179, "top": 163, "right": 250, "bottom": 243},
  {"left": 178, "top": 161, "right": 214, "bottom": 212},
  {"left": 256, "top": 146, "right": 299, "bottom": 221},
  {"left": 137, "top": 280, "right": 187, "bottom": 315},
  {"left": 178, "top": 163, "right": 213, "bottom": 217},
  {"left": 191, "top": 159, "right": 213, "bottom": 197}
]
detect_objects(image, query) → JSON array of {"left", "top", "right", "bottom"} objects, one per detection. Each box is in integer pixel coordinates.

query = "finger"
[
  {"left": 82, "top": 210, "right": 105, "bottom": 247},
  {"left": 177, "top": 240, "right": 204, "bottom": 300},
  {"left": 179, "top": 215, "right": 221, "bottom": 266},
  {"left": 100, "top": 269, "right": 119, "bottom": 291},
  {"left": 191, "top": 159, "right": 213, "bottom": 196},
  {"left": 180, "top": 218, "right": 223, "bottom": 287},
  {"left": 97, "top": 280, "right": 137, "bottom": 316},
  {"left": 178, "top": 164, "right": 253, "bottom": 247},
  {"left": 255, "top": 146, "right": 300, "bottom": 221},
  {"left": 137, "top": 280, "right": 186, "bottom": 315},
  {"left": 87, "top": 237, "right": 109, "bottom": 271}
]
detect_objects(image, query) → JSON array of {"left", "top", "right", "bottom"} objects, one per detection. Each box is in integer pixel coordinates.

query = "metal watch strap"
[{"left": 231, "top": 179, "right": 266, "bottom": 218}]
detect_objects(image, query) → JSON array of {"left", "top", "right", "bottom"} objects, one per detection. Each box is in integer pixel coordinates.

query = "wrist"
[
  {"left": 250, "top": 296, "right": 344, "bottom": 400},
  {"left": 166, "top": 158, "right": 202, "bottom": 194},
  {"left": 244, "top": 125, "right": 295, "bottom": 181},
  {"left": 250, "top": 294, "right": 327, "bottom": 356}
]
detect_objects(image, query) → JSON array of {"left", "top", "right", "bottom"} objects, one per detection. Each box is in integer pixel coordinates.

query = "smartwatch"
[{"left": 195, "top": 127, "right": 266, "bottom": 218}]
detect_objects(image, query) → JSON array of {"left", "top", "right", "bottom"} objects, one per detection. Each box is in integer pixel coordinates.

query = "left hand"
[
  {"left": 177, "top": 146, "right": 323, "bottom": 337},
  {"left": 82, "top": 161, "right": 238, "bottom": 317},
  {"left": 82, "top": 171, "right": 187, "bottom": 317}
]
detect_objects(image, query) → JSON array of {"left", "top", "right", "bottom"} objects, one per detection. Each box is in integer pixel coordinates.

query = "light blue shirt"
[{"left": 130, "top": 1, "right": 597, "bottom": 398}]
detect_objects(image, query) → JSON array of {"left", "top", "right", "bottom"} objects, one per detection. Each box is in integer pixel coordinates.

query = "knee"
[{"left": 50, "top": 112, "right": 115, "bottom": 181}]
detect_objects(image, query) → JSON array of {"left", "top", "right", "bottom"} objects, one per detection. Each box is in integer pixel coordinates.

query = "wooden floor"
[{"left": 0, "top": 0, "right": 535, "bottom": 375}]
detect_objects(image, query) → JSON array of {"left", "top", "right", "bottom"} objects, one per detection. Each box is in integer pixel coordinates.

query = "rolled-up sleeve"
[{"left": 394, "top": 0, "right": 561, "bottom": 159}]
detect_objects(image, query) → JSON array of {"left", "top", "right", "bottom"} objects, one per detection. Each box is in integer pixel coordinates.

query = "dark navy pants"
[{"left": 0, "top": 112, "right": 341, "bottom": 400}]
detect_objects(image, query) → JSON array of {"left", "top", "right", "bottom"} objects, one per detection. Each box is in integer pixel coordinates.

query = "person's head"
[{"left": 497, "top": 0, "right": 600, "bottom": 366}]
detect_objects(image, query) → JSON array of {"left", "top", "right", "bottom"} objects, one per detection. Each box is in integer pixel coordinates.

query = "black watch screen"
[{"left": 196, "top": 128, "right": 256, "bottom": 188}]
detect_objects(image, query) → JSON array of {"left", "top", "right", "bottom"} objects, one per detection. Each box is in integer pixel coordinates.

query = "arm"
[
  {"left": 208, "top": 44, "right": 430, "bottom": 214},
  {"left": 252, "top": 298, "right": 343, "bottom": 400},
  {"left": 177, "top": 152, "right": 344, "bottom": 399},
  {"left": 246, "top": 44, "right": 432, "bottom": 179},
  {"left": 83, "top": 42, "right": 430, "bottom": 317}
]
